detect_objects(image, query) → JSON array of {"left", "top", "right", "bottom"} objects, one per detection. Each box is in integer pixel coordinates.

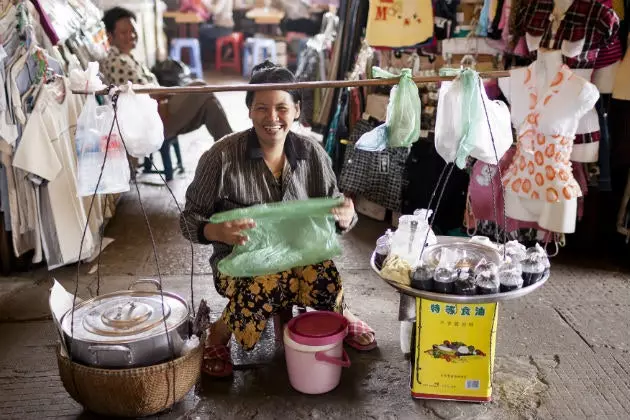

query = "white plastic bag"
[
  {"left": 69, "top": 61, "right": 106, "bottom": 93},
  {"left": 76, "top": 95, "right": 130, "bottom": 196},
  {"left": 435, "top": 70, "right": 512, "bottom": 168},
  {"left": 116, "top": 86, "right": 164, "bottom": 158},
  {"left": 390, "top": 209, "right": 437, "bottom": 267}
]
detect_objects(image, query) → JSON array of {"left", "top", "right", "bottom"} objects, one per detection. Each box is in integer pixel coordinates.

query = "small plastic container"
[
  {"left": 411, "top": 265, "right": 434, "bottom": 291},
  {"left": 453, "top": 268, "right": 476, "bottom": 295},
  {"left": 374, "top": 230, "right": 392, "bottom": 270},
  {"left": 498, "top": 262, "right": 524, "bottom": 292},
  {"left": 433, "top": 267, "right": 456, "bottom": 294}
]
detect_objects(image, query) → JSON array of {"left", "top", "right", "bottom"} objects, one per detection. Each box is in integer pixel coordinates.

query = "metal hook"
[{"left": 544, "top": 239, "right": 560, "bottom": 257}]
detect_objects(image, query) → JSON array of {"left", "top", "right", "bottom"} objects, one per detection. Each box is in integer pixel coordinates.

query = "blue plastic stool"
[
  {"left": 170, "top": 38, "right": 203, "bottom": 78},
  {"left": 242, "top": 38, "right": 278, "bottom": 77}
]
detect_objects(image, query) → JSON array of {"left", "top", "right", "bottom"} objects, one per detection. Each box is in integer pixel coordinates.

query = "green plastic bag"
[
  {"left": 209, "top": 198, "right": 344, "bottom": 278},
  {"left": 375, "top": 67, "right": 421, "bottom": 148}
]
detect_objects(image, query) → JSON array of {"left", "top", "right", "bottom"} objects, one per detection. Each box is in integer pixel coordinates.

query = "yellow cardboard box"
[{"left": 411, "top": 298, "right": 498, "bottom": 401}]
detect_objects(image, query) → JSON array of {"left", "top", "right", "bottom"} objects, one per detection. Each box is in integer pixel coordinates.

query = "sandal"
[
  {"left": 202, "top": 343, "right": 233, "bottom": 377},
  {"left": 344, "top": 319, "right": 378, "bottom": 352}
]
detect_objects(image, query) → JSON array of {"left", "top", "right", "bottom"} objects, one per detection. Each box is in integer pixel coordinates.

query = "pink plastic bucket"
[{"left": 284, "top": 311, "right": 351, "bottom": 394}]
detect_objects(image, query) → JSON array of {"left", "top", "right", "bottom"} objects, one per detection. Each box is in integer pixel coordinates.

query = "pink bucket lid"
[{"left": 287, "top": 311, "right": 348, "bottom": 346}]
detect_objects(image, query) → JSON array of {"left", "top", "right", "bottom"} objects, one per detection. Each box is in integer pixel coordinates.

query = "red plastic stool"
[{"left": 215, "top": 32, "right": 244, "bottom": 73}]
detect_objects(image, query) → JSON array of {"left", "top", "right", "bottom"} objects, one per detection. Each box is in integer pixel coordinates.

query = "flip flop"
[
  {"left": 344, "top": 319, "right": 378, "bottom": 352},
  {"left": 202, "top": 343, "right": 233, "bottom": 377}
]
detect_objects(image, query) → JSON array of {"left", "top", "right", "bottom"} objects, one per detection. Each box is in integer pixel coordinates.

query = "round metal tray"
[{"left": 370, "top": 252, "right": 550, "bottom": 304}]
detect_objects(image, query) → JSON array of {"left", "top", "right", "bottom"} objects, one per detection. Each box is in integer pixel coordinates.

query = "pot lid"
[
  {"left": 60, "top": 290, "right": 188, "bottom": 344},
  {"left": 287, "top": 311, "right": 348, "bottom": 346}
]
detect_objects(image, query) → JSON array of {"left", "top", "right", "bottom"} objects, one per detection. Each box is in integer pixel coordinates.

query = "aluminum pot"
[{"left": 60, "top": 279, "right": 190, "bottom": 369}]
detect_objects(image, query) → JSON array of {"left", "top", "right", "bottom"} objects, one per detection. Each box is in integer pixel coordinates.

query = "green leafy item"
[{"left": 209, "top": 198, "right": 344, "bottom": 278}]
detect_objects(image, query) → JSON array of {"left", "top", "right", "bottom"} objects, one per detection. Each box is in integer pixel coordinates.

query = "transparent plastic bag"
[
  {"left": 355, "top": 67, "right": 421, "bottom": 151},
  {"left": 76, "top": 95, "right": 130, "bottom": 196},
  {"left": 435, "top": 68, "right": 512, "bottom": 168},
  {"left": 209, "top": 198, "right": 344, "bottom": 278},
  {"left": 116, "top": 86, "right": 164, "bottom": 158},
  {"left": 389, "top": 209, "right": 437, "bottom": 267}
]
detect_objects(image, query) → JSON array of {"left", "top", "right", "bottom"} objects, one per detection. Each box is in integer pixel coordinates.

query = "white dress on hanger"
[{"left": 502, "top": 50, "right": 599, "bottom": 233}]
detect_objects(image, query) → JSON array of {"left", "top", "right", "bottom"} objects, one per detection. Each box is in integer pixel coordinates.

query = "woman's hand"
[
  {"left": 203, "top": 219, "right": 256, "bottom": 246},
  {"left": 332, "top": 197, "right": 355, "bottom": 229}
]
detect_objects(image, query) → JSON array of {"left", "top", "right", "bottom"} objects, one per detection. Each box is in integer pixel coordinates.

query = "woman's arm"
[
  {"left": 180, "top": 149, "right": 222, "bottom": 244},
  {"left": 313, "top": 143, "right": 359, "bottom": 233}
]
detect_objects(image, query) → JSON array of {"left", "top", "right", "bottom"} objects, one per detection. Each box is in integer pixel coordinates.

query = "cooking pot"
[{"left": 60, "top": 279, "right": 190, "bottom": 368}]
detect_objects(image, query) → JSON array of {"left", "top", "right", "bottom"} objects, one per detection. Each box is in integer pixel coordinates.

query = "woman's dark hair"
[
  {"left": 245, "top": 61, "right": 302, "bottom": 109},
  {"left": 102, "top": 7, "right": 137, "bottom": 34}
]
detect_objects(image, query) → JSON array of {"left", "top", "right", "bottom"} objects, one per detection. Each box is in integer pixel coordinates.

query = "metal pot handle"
[
  {"left": 128, "top": 279, "right": 162, "bottom": 291},
  {"left": 88, "top": 344, "right": 134, "bottom": 365}
]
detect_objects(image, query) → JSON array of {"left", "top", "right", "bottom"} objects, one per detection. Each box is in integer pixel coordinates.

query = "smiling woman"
[{"left": 180, "top": 61, "right": 378, "bottom": 378}]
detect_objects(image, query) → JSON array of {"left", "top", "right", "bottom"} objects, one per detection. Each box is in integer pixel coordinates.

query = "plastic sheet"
[{"left": 210, "top": 198, "right": 344, "bottom": 277}]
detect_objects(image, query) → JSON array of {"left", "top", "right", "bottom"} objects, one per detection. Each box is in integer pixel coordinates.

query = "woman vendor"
[{"left": 180, "top": 61, "right": 377, "bottom": 377}]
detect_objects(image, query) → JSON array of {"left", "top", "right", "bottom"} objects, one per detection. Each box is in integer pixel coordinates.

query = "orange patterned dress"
[{"left": 502, "top": 63, "right": 599, "bottom": 203}]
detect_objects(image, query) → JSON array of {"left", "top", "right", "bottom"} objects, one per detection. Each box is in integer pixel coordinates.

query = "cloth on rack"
[
  {"left": 515, "top": 0, "right": 620, "bottom": 68},
  {"left": 12, "top": 78, "right": 96, "bottom": 268},
  {"left": 365, "top": 0, "right": 434, "bottom": 49},
  {"left": 339, "top": 118, "right": 409, "bottom": 212}
]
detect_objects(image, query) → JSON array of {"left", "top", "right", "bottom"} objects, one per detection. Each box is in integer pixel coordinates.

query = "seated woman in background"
[
  {"left": 101, "top": 7, "right": 233, "bottom": 143},
  {"left": 180, "top": 61, "right": 377, "bottom": 378}
]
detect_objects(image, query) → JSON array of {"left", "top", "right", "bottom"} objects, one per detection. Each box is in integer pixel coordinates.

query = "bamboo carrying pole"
[{"left": 71, "top": 70, "right": 511, "bottom": 96}]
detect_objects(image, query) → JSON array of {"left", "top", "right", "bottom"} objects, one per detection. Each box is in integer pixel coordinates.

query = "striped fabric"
[{"left": 180, "top": 128, "right": 356, "bottom": 276}]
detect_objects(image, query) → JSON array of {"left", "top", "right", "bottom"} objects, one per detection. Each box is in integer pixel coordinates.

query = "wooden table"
[
  {"left": 163, "top": 11, "right": 205, "bottom": 38},
  {"left": 245, "top": 7, "right": 285, "bottom": 35}
]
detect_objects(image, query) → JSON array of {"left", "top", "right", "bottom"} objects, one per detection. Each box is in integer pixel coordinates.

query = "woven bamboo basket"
[{"left": 56, "top": 343, "right": 202, "bottom": 417}]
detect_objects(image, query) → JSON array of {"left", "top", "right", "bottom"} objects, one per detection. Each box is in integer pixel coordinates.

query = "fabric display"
[
  {"left": 0, "top": 0, "right": 117, "bottom": 273},
  {"left": 365, "top": 0, "right": 435, "bottom": 48},
  {"left": 339, "top": 118, "right": 409, "bottom": 212}
]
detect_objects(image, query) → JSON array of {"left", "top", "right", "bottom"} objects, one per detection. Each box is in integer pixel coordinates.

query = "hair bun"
[{"left": 251, "top": 60, "right": 278, "bottom": 75}]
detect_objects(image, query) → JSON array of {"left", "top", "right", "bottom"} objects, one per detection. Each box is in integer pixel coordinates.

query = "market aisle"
[{"left": 0, "top": 81, "right": 629, "bottom": 419}]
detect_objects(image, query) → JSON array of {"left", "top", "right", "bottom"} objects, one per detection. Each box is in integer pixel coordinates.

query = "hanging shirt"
[
  {"left": 101, "top": 46, "right": 159, "bottom": 86},
  {"left": 365, "top": 0, "right": 434, "bottom": 48},
  {"left": 502, "top": 62, "right": 600, "bottom": 203},
  {"left": 515, "top": 0, "right": 619, "bottom": 68},
  {"left": 12, "top": 78, "right": 96, "bottom": 268}
]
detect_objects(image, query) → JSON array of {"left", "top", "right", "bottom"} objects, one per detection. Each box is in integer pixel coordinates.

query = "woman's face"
[
  {"left": 249, "top": 90, "right": 300, "bottom": 147},
  {"left": 111, "top": 17, "right": 138, "bottom": 54}
]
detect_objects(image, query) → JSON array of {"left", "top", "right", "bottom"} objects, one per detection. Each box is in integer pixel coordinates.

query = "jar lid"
[
  {"left": 61, "top": 290, "right": 188, "bottom": 344},
  {"left": 287, "top": 311, "right": 348, "bottom": 347}
]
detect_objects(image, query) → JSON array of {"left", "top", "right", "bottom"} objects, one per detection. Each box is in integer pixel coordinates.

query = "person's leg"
[
  {"left": 294, "top": 260, "right": 377, "bottom": 350},
  {"left": 204, "top": 270, "right": 293, "bottom": 376},
  {"left": 164, "top": 92, "right": 233, "bottom": 140}
]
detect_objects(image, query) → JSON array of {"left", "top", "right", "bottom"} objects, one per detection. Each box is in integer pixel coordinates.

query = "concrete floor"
[{"left": 1, "top": 77, "right": 630, "bottom": 419}]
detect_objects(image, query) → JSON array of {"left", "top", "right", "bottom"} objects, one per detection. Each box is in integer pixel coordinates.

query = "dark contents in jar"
[
  {"left": 498, "top": 262, "right": 524, "bottom": 293},
  {"left": 454, "top": 269, "right": 476, "bottom": 295},
  {"left": 433, "top": 267, "right": 455, "bottom": 294},
  {"left": 374, "top": 252, "right": 387, "bottom": 270},
  {"left": 411, "top": 265, "right": 434, "bottom": 291},
  {"left": 475, "top": 271, "right": 499, "bottom": 295}
]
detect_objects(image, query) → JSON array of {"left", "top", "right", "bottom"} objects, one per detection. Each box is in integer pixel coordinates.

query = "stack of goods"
[{"left": 375, "top": 221, "right": 550, "bottom": 296}]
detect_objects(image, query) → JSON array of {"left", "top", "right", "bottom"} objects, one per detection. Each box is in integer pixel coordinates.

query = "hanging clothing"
[
  {"left": 501, "top": 58, "right": 600, "bottom": 232},
  {"left": 515, "top": 0, "right": 620, "bottom": 68},
  {"left": 12, "top": 78, "right": 96, "bottom": 268},
  {"left": 339, "top": 118, "right": 409, "bottom": 212},
  {"left": 365, "top": 0, "right": 434, "bottom": 48}
]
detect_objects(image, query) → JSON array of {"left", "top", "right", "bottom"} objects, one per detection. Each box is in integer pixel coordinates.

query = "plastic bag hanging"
[
  {"left": 434, "top": 68, "right": 513, "bottom": 168},
  {"left": 355, "top": 67, "right": 421, "bottom": 151},
  {"left": 209, "top": 198, "right": 344, "bottom": 278},
  {"left": 75, "top": 95, "right": 130, "bottom": 196},
  {"left": 69, "top": 61, "right": 106, "bottom": 93},
  {"left": 116, "top": 83, "right": 165, "bottom": 158}
]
